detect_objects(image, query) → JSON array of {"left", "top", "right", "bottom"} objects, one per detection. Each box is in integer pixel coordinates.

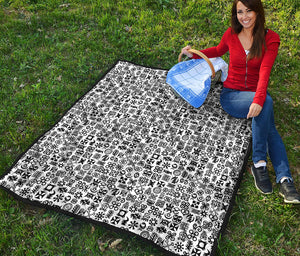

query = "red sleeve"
[
  {"left": 252, "top": 31, "right": 280, "bottom": 106},
  {"left": 192, "top": 28, "right": 230, "bottom": 59}
]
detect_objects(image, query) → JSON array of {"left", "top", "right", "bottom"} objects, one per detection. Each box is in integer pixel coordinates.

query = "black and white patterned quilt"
[{"left": 0, "top": 61, "right": 252, "bottom": 256}]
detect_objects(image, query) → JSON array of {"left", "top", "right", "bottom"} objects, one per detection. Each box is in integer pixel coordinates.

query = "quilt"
[{"left": 0, "top": 61, "right": 252, "bottom": 256}]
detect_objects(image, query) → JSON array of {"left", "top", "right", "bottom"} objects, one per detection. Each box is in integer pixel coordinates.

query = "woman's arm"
[
  {"left": 247, "top": 31, "right": 280, "bottom": 118},
  {"left": 252, "top": 41, "right": 280, "bottom": 107}
]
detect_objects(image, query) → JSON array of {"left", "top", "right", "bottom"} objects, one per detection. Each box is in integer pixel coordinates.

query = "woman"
[{"left": 181, "top": 0, "right": 300, "bottom": 204}]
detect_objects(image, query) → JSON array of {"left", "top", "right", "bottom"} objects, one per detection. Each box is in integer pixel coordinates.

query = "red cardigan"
[{"left": 192, "top": 27, "right": 280, "bottom": 107}]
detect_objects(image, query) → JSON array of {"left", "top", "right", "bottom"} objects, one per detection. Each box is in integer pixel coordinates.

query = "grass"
[{"left": 0, "top": 0, "right": 299, "bottom": 255}]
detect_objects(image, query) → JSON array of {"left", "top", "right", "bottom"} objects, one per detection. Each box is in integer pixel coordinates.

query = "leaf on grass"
[
  {"left": 91, "top": 225, "right": 95, "bottom": 234},
  {"left": 97, "top": 238, "right": 111, "bottom": 252},
  {"left": 97, "top": 239, "right": 106, "bottom": 252},
  {"left": 109, "top": 239, "right": 122, "bottom": 249},
  {"left": 293, "top": 145, "right": 300, "bottom": 150},
  {"left": 125, "top": 25, "right": 132, "bottom": 33},
  {"left": 59, "top": 3, "right": 70, "bottom": 8},
  {"left": 97, "top": 238, "right": 122, "bottom": 252}
]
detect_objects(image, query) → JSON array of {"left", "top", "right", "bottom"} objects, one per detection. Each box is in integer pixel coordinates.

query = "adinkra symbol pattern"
[{"left": 1, "top": 61, "right": 251, "bottom": 256}]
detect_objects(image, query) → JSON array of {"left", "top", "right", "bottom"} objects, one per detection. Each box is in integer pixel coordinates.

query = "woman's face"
[{"left": 236, "top": 1, "right": 257, "bottom": 30}]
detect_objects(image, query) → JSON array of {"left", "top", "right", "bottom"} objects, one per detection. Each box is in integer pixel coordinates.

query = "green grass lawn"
[{"left": 0, "top": 0, "right": 299, "bottom": 255}]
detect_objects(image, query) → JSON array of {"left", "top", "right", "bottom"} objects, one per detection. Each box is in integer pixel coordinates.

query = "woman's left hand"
[{"left": 247, "top": 103, "right": 262, "bottom": 119}]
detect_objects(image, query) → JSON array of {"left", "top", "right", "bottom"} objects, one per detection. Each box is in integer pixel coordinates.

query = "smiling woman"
[
  {"left": 181, "top": 0, "right": 300, "bottom": 204},
  {"left": 231, "top": 0, "right": 266, "bottom": 60},
  {"left": 236, "top": 3, "right": 257, "bottom": 30}
]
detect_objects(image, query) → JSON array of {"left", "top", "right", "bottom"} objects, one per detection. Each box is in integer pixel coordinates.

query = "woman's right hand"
[{"left": 181, "top": 45, "right": 193, "bottom": 58}]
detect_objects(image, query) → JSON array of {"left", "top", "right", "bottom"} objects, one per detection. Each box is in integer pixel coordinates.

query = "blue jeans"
[{"left": 220, "top": 87, "right": 292, "bottom": 183}]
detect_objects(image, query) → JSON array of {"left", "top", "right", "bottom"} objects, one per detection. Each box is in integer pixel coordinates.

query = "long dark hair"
[{"left": 231, "top": 0, "right": 266, "bottom": 59}]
